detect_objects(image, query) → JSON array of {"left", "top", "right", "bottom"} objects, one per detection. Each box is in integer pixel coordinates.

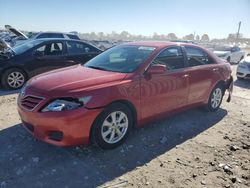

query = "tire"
[
  {"left": 206, "top": 84, "right": 224, "bottom": 112},
  {"left": 1, "top": 68, "right": 27, "bottom": 89},
  {"left": 226, "top": 56, "right": 231, "bottom": 63},
  {"left": 91, "top": 103, "right": 133, "bottom": 149}
]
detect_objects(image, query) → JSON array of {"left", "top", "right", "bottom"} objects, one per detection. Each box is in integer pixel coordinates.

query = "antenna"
[{"left": 236, "top": 21, "right": 241, "bottom": 42}]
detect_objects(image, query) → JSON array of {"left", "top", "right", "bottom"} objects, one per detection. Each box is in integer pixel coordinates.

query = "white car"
[
  {"left": 237, "top": 56, "right": 250, "bottom": 79},
  {"left": 213, "top": 46, "right": 245, "bottom": 63}
]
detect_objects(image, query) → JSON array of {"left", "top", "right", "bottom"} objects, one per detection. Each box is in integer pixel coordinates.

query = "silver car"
[{"left": 237, "top": 56, "right": 250, "bottom": 79}]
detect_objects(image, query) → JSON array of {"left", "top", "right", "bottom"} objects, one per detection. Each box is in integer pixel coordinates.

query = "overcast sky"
[{"left": 0, "top": 0, "right": 249, "bottom": 39}]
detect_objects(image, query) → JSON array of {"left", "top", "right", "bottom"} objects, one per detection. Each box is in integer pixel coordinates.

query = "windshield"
[
  {"left": 214, "top": 46, "right": 232, "bottom": 51},
  {"left": 12, "top": 40, "right": 43, "bottom": 54},
  {"left": 84, "top": 45, "right": 156, "bottom": 73}
]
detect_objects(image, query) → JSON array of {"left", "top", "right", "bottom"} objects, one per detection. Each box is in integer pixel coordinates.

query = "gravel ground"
[{"left": 0, "top": 65, "right": 249, "bottom": 188}]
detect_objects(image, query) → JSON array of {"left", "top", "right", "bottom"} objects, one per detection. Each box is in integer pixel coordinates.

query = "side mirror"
[{"left": 147, "top": 64, "right": 167, "bottom": 74}]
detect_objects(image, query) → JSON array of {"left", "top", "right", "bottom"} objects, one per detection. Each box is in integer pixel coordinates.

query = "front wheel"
[
  {"left": 1, "top": 68, "right": 27, "bottom": 89},
  {"left": 206, "top": 84, "right": 224, "bottom": 112},
  {"left": 91, "top": 103, "right": 133, "bottom": 149}
]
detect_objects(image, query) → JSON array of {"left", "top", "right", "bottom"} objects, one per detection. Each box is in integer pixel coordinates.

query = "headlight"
[{"left": 41, "top": 96, "right": 92, "bottom": 112}]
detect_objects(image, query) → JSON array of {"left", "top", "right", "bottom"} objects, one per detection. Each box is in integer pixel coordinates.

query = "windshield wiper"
[{"left": 86, "top": 65, "right": 109, "bottom": 71}]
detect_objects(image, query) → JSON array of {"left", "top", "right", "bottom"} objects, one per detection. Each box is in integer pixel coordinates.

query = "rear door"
[
  {"left": 65, "top": 41, "right": 101, "bottom": 64},
  {"left": 140, "top": 46, "right": 189, "bottom": 119},
  {"left": 183, "top": 46, "right": 220, "bottom": 105}
]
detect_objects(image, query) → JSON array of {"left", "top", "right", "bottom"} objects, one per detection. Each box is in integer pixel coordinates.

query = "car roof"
[
  {"left": 124, "top": 41, "right": 200, "bottom": 49},
  {"left": 31, "top": 38, "right": 101, "bottom": 50},
  {"left": 34, "top": 38, "right": 85, "bottom": 43},
  {"left": 37, "top": 31, "right": 77, "bottom": 35}
]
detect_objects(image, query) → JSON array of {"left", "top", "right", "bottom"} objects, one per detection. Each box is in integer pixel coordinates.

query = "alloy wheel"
[
  {"left": 211, "top": 88, "right": 222, "bottom": 109},
  {"left": 101, "top": 111, "right": 129, "bottom": 144},
  {"left": 7, "top": 71, "right": 25, "bottom": 88}
]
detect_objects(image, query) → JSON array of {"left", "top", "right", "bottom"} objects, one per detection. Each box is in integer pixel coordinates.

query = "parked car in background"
[
  {"left": 17, "top": 42, "right": 233, "bottom": 149},
  {"left": 30, "top": 31, "right": 81, "bottom": 40},
  {"left": 236, "top": 56, "right": 250, "bottom": 79},
  {"left": 2, "top": 25, "right": 81, "bottom": 48},
  {"left": 0, "top": 39, "right": 102, "bottom": 89},
  {"left": 213, "top": 46, "right": 245, "bottom": 63}
]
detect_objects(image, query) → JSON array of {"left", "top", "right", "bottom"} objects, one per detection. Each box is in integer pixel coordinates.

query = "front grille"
[{"left": 20, "top": 95, "right": 44, "bottom": 111}]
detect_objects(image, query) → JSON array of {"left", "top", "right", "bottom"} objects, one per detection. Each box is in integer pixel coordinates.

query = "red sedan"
[{"left": 17, "top": 42, "right": 233, "bottom": 149}]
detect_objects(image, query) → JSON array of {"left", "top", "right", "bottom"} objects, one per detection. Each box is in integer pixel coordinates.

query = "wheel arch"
[
  {"left": 205, "top": 79, "right": 227, "bottom": 104},
  {"left": 109, "top": 100, "right": 138, "bottom": 126},
  {"left": 1, "top": 66, "right": 29, "bottom": 79},
  {"left": 89, "top": 99, "right": 138, "bottom": 146}
]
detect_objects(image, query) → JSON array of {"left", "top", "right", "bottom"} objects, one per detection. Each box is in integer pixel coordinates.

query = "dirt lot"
[{"left": 0, "top": 65, "right": 249, "bottom": 188}]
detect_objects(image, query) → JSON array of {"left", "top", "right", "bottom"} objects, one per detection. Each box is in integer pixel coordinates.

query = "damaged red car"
[{"left": 17, "top": 42, "right": 233, "bottom": 149}]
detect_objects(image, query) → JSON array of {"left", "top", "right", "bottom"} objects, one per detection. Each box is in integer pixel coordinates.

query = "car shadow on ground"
[
  {"left": 0, "top": 108, "right": 227, "bottom": 187},
  {"left": 0, "top": 88, "right": 20, "bottom": 96},
  {"left": 234, "top": 79, "right": 250, "bottom": 89}
]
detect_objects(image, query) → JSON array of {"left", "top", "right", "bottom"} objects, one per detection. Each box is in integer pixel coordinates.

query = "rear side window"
[
  {"left": 153, "top": 46, "right": 185, "bottom": 70},
  {"left": 66, "top": 41, "right": 99, "bottom": 54},
  {"left": 185, "top": 46, "right": 214, "bottom": 66}
]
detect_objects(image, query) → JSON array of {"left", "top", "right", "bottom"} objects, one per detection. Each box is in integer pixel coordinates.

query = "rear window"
[
  {"left": 66, "top": 34, "right": 80, "bottom": 40},
  {"left": 36, "top": 33, "right": 64, "bottom": 39},
  {"left": 66, "top": 41, "right": 99, "bottom": 54}
]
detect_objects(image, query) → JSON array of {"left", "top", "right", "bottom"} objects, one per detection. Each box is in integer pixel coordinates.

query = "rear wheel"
[
  {"left": 1, "top": 68, "right": 27, "bottom": 89},
  {"left": 226, "top": 56, "right": 231, "bottom": 63},
  {"left": 206, "top": 84, "right": 224, "bottom": 112},
  {"left": 91, "top": 103, "right": 133, "bottom": 149}
]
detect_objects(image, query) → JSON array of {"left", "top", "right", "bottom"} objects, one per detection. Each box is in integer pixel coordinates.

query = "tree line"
[{"left": 78, "top": 31, "right": 211, "bottom": 41}]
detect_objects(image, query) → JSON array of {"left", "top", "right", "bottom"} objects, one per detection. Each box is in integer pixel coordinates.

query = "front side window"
[
  {"left": 153, "top": 46, "right": 185, "bottom": 70},
  {"left": 34, "top": 42, "right": 63, "bottom": 56},
  {"left": 84, "top": 45, "right": 156, "bottom": 73},
  {"left": 185, "top": 46, "right": 213, "bottom": 66}
]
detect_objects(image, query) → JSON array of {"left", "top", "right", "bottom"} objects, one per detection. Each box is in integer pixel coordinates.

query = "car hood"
[
  {"left": 26, "top": 65, "right": 127, "bottom": 96},
  {"left": 5, "top": 25, "right": 28, "bottom": 39}
]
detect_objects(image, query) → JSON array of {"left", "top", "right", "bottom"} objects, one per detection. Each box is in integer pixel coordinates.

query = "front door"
[{"left": 29, "top": 41, "right": 69, "bottom": 76}]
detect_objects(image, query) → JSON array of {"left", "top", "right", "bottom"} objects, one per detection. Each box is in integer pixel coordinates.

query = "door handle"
[
  {"left": 182, "top": 74, "right": 189, "bottom": 78},
  {"left": 212, "top": 68, "right": 219, "bottom": 71}
]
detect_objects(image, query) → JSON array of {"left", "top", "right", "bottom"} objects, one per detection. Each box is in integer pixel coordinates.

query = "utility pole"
[{"left": 236, "top": 21, "right": 241, "bottom": 43}]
